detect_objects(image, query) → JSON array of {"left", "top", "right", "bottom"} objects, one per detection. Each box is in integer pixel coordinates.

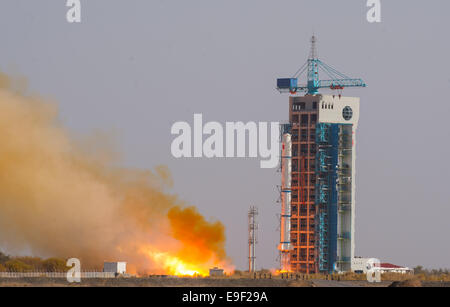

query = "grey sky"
[{"left": 0, "top": 0, "right": 449, "bottom": 270}]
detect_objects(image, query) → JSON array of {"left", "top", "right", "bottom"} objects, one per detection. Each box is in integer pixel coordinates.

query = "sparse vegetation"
[
  {"left": 0, "top": 251, "right": 10, "bottom": 263},
  {"left": 228, "top": 266, "right": 450, "bottom": 283},
  {"left": 229, "top": 269, "right": 274, "bottom": 279},
  {"left": 411, "top": 266, "right": 450, "bottom": 282},
  {"left": 0, "top": 251, "right": 68, "bottom": 272}
]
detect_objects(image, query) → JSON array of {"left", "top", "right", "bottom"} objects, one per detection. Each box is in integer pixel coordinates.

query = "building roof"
[{"left": 379, "top": 263, "right": 407, "bottom": 269}]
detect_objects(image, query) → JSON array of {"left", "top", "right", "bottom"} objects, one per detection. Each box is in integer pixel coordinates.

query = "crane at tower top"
[{"left": 277, "top": 35, "right": 367, "bottom": 95}]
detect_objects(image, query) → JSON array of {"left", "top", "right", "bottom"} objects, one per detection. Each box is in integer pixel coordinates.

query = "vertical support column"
[
  {"left": 351, "top": 126, "right": 357, "bottom": 265},
  {"left": 336, "top": 125, "right": 353, "bottom": 272}
]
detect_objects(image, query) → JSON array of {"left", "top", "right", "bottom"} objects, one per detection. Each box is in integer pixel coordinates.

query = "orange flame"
[
  {"left": 135, "top": 206, "right": 233, "bottom": 276},
  {"left": 143, "top": 249, "right": 208, "bottom": 276}
]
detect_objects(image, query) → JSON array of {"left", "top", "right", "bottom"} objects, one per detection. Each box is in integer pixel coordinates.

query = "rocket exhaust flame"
[{"left": 0, "top": 72, "right": 232, "bottom": 275}]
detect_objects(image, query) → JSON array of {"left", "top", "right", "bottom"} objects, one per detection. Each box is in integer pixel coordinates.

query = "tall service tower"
[{"left": 276, "top": 36, "right": 366, "bottom": 274}]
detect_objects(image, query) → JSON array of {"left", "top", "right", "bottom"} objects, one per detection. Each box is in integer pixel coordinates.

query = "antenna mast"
[{"left": 309, "top": 35, "right": 318, "bottom": 59}]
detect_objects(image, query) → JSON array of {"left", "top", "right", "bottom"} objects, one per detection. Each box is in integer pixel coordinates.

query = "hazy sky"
[{"left": 0, "top": 0, "right": 449, "bottom": 270}]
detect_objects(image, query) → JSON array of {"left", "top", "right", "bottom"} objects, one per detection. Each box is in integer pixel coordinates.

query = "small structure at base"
[
  {"left": 352, "top": 257, "right": 413, "bottom": 274},
  {"left": 103, "top": 262, "right": 127, "bottom": 274},
  {"left": 377, "top": 263, "right": 413, "bottom": 274},
  {"left": 209, "top": 267, "right": 224, "bottom": 277}
]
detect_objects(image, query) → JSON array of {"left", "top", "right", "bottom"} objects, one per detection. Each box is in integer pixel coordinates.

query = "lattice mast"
[{"left": 248, "top": 206, "right": 258, "bottom": 272}]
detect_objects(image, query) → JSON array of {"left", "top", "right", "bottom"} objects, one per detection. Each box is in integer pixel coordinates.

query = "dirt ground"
[{"left": 1, "top": 277, "right": 448, "bottom": 287}]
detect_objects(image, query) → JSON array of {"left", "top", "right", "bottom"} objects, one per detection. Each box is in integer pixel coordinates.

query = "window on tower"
[
  {"left": 300, "top": 144, "right": 308, "bottom": 155},
  {"left": 300, "top": 129, "right": 308, "bottom": 139},
  {"left": 301, "top": 114, "right": 308, "bottom": 126}
]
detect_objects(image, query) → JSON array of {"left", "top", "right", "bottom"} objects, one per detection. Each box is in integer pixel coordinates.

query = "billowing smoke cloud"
[{"left": 0, "top": 72, "right": 231, "bottom": 275}]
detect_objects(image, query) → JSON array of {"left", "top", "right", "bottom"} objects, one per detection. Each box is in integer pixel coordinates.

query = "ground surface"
[{"left": 1, "top": 277, "right": 448, "bottom": 287}]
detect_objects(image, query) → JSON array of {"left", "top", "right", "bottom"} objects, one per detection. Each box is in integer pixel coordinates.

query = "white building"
[
  {"left": 209, "top": 267, "right": 224, "bottom": 277},
  {"left": 351, "top": 257, "right": 413, "bottom": 274},
  {"left": 103, "top": 262, "right": 127, "bottom": 274}
]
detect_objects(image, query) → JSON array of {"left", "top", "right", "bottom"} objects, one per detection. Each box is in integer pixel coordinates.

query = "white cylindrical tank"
[{"left": 279, "top": 133, "right": 293, "bottom": 265}]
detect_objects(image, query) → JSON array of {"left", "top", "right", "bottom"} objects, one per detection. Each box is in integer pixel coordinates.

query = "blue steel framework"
[
  {"left": 314, "top": 123, "right": 353, "bottom": 273},
  {"left": 315, "top": 123, "right": 338, "bottom": 273},
  {"left": 277, "top": 35, "right": 367, "bottom": 95}
]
